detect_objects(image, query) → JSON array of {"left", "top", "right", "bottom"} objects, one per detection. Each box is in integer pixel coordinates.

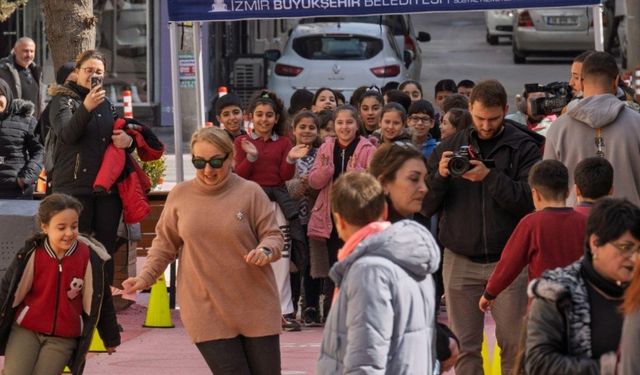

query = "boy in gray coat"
[{"left": 317, "top": 172, "right": 440, "bottom": 374}]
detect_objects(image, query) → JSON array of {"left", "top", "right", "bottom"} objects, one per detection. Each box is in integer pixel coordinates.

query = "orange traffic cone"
[
  {"left": 143, "top": 275, "right": 174, "bottom": 328},
  {"left": 37, "top": 170, "right": 47, "bottom": 193}
]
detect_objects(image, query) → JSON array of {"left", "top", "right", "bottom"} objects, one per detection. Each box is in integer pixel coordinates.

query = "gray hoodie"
[
  {"left": 544, "top": 94, "right": 640, "bottom": 206},
  {"left": 317, "top": 220, "right": 440, "bottom": 374}
]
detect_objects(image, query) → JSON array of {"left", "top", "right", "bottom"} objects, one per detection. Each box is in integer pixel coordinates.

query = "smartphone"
[{"left": 90, "top": 75, "right": 103, "bottom": 89}]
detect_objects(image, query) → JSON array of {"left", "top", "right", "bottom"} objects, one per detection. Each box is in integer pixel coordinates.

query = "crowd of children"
[{"left": 2, "top": 72, "right": 640, "bottom": 374}]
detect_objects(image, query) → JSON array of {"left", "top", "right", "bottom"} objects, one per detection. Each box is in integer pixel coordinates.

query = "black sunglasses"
[{"left": 192, "top": 154, "right": 229, "bottom": 169}]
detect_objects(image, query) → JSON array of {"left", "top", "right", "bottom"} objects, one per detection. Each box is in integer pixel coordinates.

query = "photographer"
[
  {"left": 423, "top": 80, "right": 543, "bottom": 375},
  {"left": 506, "top": 87, "right": 558, "bottom": 136},
  {"left": 544, "top": 51, "right": 640, "bottom": 207}
]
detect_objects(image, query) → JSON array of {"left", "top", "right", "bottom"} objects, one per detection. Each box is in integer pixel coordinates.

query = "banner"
[{"left": 168, "top": 0, "right": 601, "bottom": 22}]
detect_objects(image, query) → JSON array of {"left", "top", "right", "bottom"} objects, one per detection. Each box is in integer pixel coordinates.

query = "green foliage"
[{"left": 134, "top": 153, "right": 166, "bottom": 189}]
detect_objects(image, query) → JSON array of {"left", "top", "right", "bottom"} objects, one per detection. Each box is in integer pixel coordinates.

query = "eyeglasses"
[
  {"left": 192, "top": 154, "right": 229, "bottom": 169},
  {"left": 609, "top": 242, "right": 640, "bottom": 257},
  {"left": 408, "top": 115, "right": 433, "bottom": 123},
  {"left": 81, "top": 67, "right": 104, "bottom": 76}
]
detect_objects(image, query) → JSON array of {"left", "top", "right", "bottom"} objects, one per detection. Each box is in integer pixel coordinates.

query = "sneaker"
[
  {"left": 282, "top": 316, "right": 302, "bottom": 332},
  {"left": 302, "top": 307, "right": 322, "bottom": 327}
]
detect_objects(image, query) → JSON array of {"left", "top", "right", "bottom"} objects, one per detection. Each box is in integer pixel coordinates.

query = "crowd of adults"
[{"left": 1, "top": 36, "right": 640, "bottom": 375}]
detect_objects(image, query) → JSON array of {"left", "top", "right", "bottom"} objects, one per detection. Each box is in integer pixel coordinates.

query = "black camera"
[
  {"left": 524, "top": 82, "right": 573, "bottom": 117},
  {"left": 448, "top": 146, "right": 495, "bottom": 178}
]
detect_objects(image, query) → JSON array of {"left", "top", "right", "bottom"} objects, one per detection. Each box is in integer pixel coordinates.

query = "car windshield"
[{"left": 292, "top": 35, "right": 383, "bottom": 60}]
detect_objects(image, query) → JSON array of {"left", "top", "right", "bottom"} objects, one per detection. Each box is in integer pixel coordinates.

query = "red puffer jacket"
[{"left": 93, "top": 118, "right": 164, "bottom": 223}]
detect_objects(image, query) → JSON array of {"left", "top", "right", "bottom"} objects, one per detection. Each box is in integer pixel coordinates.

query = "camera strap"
[{"left": 595, "top": 128, "right": 605, "bottom": 158}]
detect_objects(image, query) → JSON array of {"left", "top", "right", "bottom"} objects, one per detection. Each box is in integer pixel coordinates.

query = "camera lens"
[{"left": 448, "top": 156, "right": 470, "bottom": 177}]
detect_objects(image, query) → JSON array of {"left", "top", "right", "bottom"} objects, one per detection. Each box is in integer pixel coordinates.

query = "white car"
[
  {"left": 299, "top": 15, "right": 430, "bottom": 83},
  {"left": 266, "top": 22, "right": 409, "bottom": 106},
  {"left": 485, "top": 10, "right": 514, "bottom": 45}
]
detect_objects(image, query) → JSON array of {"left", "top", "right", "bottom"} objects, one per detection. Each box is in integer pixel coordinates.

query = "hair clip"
[
  {"left": 368, "top": 85, "right": 381, "bottom": 93},
  {"left": 261, "top": 90, "right": 271, "bottom": 98}
]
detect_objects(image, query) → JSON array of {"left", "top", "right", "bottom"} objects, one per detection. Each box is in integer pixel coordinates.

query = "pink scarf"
[{"left": 333, "top": 221, "right": 391, "bottom": 301}]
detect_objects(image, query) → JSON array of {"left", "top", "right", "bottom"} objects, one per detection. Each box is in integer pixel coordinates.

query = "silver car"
[
  {"left": 512, "top": 7, "right": 598, "bottom": 64},
  {"left": 266, "top": 22, "right": 408, "bottom": 106}
]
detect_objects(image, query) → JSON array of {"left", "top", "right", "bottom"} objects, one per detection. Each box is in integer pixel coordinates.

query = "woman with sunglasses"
[
  {"left": 124, "top": 127, "right": 284, "bottom": 374},
  {"left": 525, "top": 198, "right": 640, "bottom": 375},
  {"left": 48, "top": 50, "right": 131, "bottom": 286}
]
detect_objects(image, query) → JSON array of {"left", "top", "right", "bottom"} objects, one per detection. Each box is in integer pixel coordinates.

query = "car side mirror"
[
  {"left": 264, "top": 49, "right": 281, "bottom": 62},
  {"left": 417, "top": 32, "right": 431, "bottom": 42},
  {"left": 404, "top": 50, "right": 415, "bottom": 68}
]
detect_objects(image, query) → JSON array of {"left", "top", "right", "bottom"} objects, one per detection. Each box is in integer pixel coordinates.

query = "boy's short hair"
[
  {"left": 408, "top": 99, "right": 435, "bottom": 118},
  {"left": 442, "top": 93, "right": 469, "bottom": 113},
  {"left": 434, "top": 79, "right": 457, "bottom": 95},
  {"left": 331, "top": 172, "right": 386, "bottom": 227},
  {"left": 528, "top": 160, "right": 569, "bottom": 201},
  {"left": 215, "top": 94, "right": 243, "bottom": 116},
  {"left": 457, "top": 79, "right": 475, "bottom": 89},
  {"left": 574, "top": 157, "right": 614, "bottom": 200}
]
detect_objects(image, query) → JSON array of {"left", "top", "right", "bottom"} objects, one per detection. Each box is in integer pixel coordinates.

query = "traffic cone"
[
  {"left": 481, "top": 333, "right": 492, "bottom": 375},
  {"left": 36, "top": 170, "right": 47, "bottom": 193},
  {"left": 143, "top": 275, "right": 174, "bottom": 328},
  {"left": 491, "top": 342, "right": 502, "bottom": 375},
  {"left": 122, "top": 89, "right": 133, "bottom": 119},
  {"left": 218, "top": 86, "right": 228, "bottom": 97},
  {"left": 89, "top": 328, "right": 107, "bottom": 352}
]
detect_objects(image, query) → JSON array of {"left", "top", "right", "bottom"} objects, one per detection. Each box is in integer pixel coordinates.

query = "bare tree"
[
  {"left": 42, "top": 0, "right": 96, "bottom": 71},
  {"left": 0, "top": 0, "right": 28, "bottom": 22}
]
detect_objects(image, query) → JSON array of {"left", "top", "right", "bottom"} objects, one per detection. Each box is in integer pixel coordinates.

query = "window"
[
  {"left": 94, "top": 0, "right": 151, "bottom": 103},
  {"left": 292, "top": 35, "right": 383, "bottom": 60}
]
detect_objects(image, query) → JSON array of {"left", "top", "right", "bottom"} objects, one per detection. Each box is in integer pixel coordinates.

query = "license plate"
[{"left": 546, "top": 16, "right": 578, "bottom": 26}]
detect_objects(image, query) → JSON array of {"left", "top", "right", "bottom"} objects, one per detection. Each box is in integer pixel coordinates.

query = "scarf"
[{"left": 333, "top": 221, "right": 391, "bottom": 302}]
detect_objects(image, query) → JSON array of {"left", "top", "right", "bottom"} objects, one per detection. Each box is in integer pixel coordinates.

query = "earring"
[{"left": 592, "top": 252, "right": 598, "bottom": 260}]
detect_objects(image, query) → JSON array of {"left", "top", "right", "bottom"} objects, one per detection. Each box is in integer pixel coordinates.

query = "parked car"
[
  {"left": 485, "top": 10, "right": 514, "bottom": 45},
  {"left": 512, "top": 7, "right": 602, "bottom": 64},
  {"left": 299, "top": 15, "right": 430, "bottom": 81},
  {"left": 266, "top": 22, "right": 409, "bottom": 106}
]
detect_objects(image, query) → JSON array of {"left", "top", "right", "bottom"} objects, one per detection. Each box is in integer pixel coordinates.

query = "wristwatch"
[{"left": 260, "top": 247, "right": 273, "bottom": 259}]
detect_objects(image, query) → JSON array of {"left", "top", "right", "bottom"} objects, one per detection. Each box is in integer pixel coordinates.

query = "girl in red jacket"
[{"left": 0, "top": 193, "right": 120, "bottom": 374}]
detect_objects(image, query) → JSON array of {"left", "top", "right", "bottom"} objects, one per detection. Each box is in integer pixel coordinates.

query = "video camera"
[
  {"left": 524, "top": 82, "right": 573, "bottom": 117},
  {"left": 448, "top": 146, "right": 495, "bottom": 178}
]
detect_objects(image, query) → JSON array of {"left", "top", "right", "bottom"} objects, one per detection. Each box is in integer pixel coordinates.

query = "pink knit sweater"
[{"left": 138, "top": 173, "right": 284, "bottom": 342}]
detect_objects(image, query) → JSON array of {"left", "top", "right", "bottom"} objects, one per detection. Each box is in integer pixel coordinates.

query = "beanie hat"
[
  {"left": 288, "top": 89, "right": 313, "bottom": 115},
  {"left": 56, "top": 62, "right": 76, "bottom": 85}
]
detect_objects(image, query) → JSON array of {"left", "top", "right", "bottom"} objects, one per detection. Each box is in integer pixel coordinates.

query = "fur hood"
[{"left": 48, "top": 84, "right": 81, "bottom": 99}]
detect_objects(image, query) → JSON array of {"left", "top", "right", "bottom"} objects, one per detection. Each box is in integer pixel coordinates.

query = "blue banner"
[{"left": 168, "top": 0, "right": 601, "bottom": 22}]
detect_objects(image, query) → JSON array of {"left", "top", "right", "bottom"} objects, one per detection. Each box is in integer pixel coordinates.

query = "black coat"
[
  {"left": 0, "top": 234, "right": 121, "bottom": 375},
  {"left": 0, "top": 98, "right": 43, "bottom": 197},
  {"left": 48, "top": 82, "right": 116, "bottom": 195},
  {"left": 423, "top": 120, "right": 544, "bottom": 261}
]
